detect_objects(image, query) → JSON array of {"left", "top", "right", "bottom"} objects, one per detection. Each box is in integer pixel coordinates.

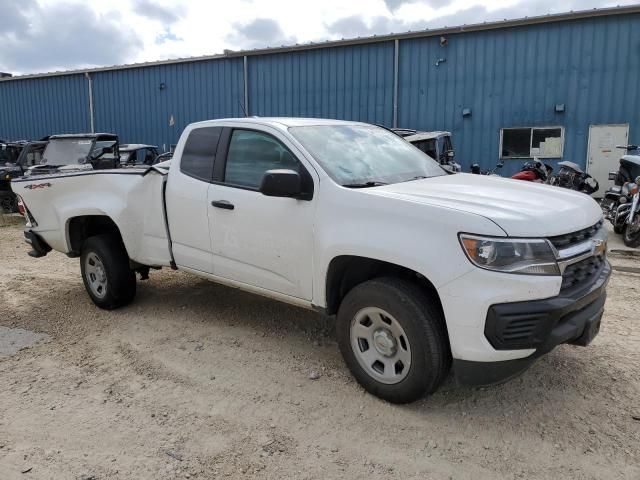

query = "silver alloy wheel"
[
  {"left": 84, "top": 252, "right": 108, "bottom": 299},
  {"left": 350, "top": 307, "right": 412, "bottom": 385}
]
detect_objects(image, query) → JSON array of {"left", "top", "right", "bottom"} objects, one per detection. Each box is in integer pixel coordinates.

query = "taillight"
[
  {"left": 16, "top": 195, "right": 36, "bottom": 227},
  {"left": 17, "top": 196, "right": 26, "bottom": 216}
]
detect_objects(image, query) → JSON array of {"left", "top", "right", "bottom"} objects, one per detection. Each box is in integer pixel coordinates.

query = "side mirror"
[
  {"left": 259, "top": 169, "right": 302, "bottom": 198},
  {"left": 445, "top": 150, "right": 455, "bottom": 159}
]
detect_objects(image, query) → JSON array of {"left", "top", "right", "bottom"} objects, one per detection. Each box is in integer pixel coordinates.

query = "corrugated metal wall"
[
  {"left": 248, "top": 42, "right": 394, "bottom": 126},
  {"left": 0, "top": 13, "right": 639, "bottom": 172},
  {"left": 0, "top": 74, "right": 89, "bottom": 140},
  {"left": 398, "top": 14, "right": 640, "bottom": 174},
  {"left": 92, "top": 58, "right": 244, "bottom": 150}
]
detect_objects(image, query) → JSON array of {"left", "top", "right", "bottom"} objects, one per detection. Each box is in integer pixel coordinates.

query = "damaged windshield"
[
  {"left": 41, "top": 139, "right": 94, "bottom": 166},
  {"left": 289, "top": 124, "right": 445, "bottom": 187}
]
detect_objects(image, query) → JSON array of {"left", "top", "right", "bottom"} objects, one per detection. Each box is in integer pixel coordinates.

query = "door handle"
[{"left": 211, "top": 200, "right": 234, "bottom": 210}]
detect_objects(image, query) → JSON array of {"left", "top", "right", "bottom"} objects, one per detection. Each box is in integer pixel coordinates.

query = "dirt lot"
[{"left": 0, "top": 221, "right": 639, "bottom": 480}]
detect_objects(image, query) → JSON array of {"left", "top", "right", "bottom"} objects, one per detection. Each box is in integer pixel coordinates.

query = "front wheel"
[
  {"left": 336, "top": 277, "right": 450, "bottom": 404},
  {"left": 623, "top": 218, "right": 640, "bottom": 248},
  {"left": 80, "top": 234, "right": 136, "bottom": 309}
]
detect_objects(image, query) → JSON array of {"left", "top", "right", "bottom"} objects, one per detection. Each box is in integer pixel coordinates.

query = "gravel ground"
[{"left": 0, "top": 222, "right": 639, "bottom": 479}]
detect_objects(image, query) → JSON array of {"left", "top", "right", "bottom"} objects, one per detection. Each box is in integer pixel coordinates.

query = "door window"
[
  {"left": 224, "top": 130, "right": 300, "bottom": 189},
  {"left": 180, "top": 127, "right": 223, "bottom": 181}
]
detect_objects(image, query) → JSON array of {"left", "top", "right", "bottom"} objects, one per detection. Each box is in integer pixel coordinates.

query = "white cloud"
[{"left": 2, "top": 0, "right": 635, "bottom": 75}]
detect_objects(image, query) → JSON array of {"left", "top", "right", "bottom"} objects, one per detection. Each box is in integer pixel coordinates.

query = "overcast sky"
[{"left": 0, "top": 0, "right": 635, "bottom": 75}]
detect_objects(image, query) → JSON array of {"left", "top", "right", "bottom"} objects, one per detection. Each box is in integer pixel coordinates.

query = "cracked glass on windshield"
[{"left": 289, "top": 124, "right": 445, "bottom": 186}]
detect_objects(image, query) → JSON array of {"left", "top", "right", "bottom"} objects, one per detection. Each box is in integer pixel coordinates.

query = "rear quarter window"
[{"left": 180, "top": 127, "right": 223, "bottom": 181}]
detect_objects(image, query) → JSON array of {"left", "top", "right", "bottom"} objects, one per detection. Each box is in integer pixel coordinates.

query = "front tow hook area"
[{"left": 24, "top": 230, "right": 52, "bottom": 258}]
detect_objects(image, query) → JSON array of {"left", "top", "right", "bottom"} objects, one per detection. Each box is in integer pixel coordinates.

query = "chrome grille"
[{"left": 548, "top": 220, "right": 603, "bottom": 249}]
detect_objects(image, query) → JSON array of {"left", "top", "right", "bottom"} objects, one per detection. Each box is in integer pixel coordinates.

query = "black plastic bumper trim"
[
  {"left": 455, "top": 262, "right": 610, "bottom": 387},
  {"left": 454, "top": 357, "right": 537, "bottom": 387},
  {"left": 24, "top": 230, "right": 52, "bottom": 258},
  {"left": 484, "top": 261, "right": 611, "bottom": 351}
]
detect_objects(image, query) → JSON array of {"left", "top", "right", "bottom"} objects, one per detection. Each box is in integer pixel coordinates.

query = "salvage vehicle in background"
[
  {"left": 548, "top": 161, "right": 599, "bottom": 194},
  {"left": 511, "top": 159, "right": 554, "bottom": 183},
  {"left": 394, "top": 129, "right": 462, "bottom": 173},
  {"left": 15, "top": 118, "right": 610, "bottom": 403},
  {"left": 25, "top": 133, "right": 120, "bottom": 177},
  {"left": 619, "top": 177, "right": 640, "bottom": 247},
  {"left": 0, "top": 140, "right": 23, "bottom": 164},
  {"left": 120, "top": 144, "right": 160, "bottom": 166},
  {"left": 0, "top": 139, "right": 48, "bottom": 212},
  {"left": 613, "top": 145, "right": 640, "bottom": 185},
  {"left": 602, "top": 145, "right": 640, "bottom": 235}
]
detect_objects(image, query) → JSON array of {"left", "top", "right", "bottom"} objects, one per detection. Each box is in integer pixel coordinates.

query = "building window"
[{"left": 500, "top": 127, "right": 564, "bottom": 158}]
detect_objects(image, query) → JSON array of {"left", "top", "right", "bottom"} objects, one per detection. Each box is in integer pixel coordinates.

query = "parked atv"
[{"left": 26, "top": 133, "right": 120, "bottom": 177}]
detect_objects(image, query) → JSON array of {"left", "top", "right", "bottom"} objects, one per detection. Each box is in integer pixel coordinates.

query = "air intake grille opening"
[
  {"left": 548, "top": 220, "right": 603, "bottom": 249},
  {"left": 561, "top": 255, "right": 605, "bottom": 292}
]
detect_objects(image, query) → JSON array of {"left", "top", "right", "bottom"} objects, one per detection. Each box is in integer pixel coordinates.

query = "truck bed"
[{"left": 13, "top": 166, "right": 172, "bottom": 267}]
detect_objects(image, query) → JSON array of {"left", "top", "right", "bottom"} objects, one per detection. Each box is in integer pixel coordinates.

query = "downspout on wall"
[{"left": 85, "top": 72, "right": 95, "bottom": 133}]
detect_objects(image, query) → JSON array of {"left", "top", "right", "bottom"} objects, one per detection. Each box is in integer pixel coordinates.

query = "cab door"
[
  {"left": 165, "top": 126, "right": 223, "bottom": 273},
  {"left": 207, "top": 127, "right": 316, "bottom": 300}
]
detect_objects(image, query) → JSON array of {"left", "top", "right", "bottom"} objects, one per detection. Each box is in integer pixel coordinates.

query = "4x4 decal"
[{"left": 23, "top": 182, "right": 52, "bottom": 190}]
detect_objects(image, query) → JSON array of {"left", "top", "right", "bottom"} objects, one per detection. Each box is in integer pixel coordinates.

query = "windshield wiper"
[
  {"left": 402, "top": 175, "right": 429, "bottom": 182},
  {"left": 342, "top": 181, "right": 388, "bottom": 188}
]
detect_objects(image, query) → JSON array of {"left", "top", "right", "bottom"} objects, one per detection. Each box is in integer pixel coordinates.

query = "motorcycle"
[
  {"left": 601, "top": 144, "right": 640, "bottom": 234},
  {"left": 470, "top": 161, "right": 504, "bottom": 176},
  {"left": 603, "top": 180, "right": 639, "bottom": 234},
  {"left": 621, "top": 177, "right": 640, "bottom": 248},
  {"left": 612, "top": 145, "right": 640, "bottom": 185},
  {"left": 548, "top": 161, "right": 599, "bottom": 194},
  {"left": 511, "top": 159, "right": 553, "bottom": 183}
]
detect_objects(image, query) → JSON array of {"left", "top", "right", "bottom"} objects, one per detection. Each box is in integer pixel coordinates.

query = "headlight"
[{"left": 459, "top": 234, "right": 559, "bottom": 275}]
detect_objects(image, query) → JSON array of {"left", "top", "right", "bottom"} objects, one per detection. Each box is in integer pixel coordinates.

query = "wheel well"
[
  {"left": 325, "top": 256, "right": 445, "bottom": 318},
  {"left": 67, "top": 215, "right": 123, "bottom": 256}
]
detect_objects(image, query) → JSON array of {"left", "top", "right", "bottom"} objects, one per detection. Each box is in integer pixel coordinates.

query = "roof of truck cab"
[{"left": 191, "top": 117, "right": 370, "bottom": 129}]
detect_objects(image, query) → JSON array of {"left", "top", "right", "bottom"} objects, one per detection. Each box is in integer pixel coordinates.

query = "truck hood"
[{"left": 370, "top": 173, "right": 602, "bottom": 237}]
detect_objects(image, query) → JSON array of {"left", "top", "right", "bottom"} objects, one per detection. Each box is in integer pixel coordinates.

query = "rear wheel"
[
  {"left": 336, "top": 277, "right": 450, "bottom": 404},
  {"left": 80, "top": 234, "right": 136, "bottom": 309}
]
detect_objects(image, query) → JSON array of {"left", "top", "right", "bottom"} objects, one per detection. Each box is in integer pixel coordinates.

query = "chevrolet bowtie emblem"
[{"left": 593, "top": 239, "right": 607, "bottom": 256}]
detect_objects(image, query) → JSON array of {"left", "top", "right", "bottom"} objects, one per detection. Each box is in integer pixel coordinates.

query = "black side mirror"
[{"left": 260, "top": 169, "right": 302, "bottom": 198}]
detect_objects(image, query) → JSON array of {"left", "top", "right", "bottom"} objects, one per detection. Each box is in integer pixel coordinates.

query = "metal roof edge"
[{"left": 2, "top": 4, "right": 639, "bottom": 82}]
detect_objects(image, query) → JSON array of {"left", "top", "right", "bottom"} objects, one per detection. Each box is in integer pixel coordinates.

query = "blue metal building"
[{"left": 1, "top": 5, "right": 639, "bottom": 181}]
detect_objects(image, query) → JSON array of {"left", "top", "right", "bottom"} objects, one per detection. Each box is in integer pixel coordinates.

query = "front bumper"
[{"left": 454, "top": 260, "right": 611, "bottom": 386}]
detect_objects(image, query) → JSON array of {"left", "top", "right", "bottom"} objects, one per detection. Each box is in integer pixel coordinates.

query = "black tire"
[
  {"left": 336, "top": 277, "right": 451, "bottom": 404},
  {"left": 80, "top": 234, "right": 136, "bottom": 309},
  {"left": 623, "top": 223, "right": 640, "bottom": 248}
]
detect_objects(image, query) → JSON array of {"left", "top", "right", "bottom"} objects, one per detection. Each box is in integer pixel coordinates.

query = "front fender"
[{"left": 312, "top": 183, "right": 506, "bottom": 307}]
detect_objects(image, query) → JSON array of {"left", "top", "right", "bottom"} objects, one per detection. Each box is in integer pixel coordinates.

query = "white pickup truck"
[{"left": 15, "top": 118, "right": 610, "bottom": 403}]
